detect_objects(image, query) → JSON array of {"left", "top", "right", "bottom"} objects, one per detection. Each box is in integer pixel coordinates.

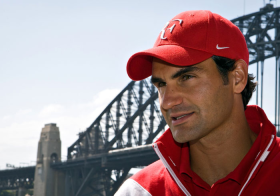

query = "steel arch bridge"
[
  {"left": 53, "top": 4, "right": 280, "bottom": 196},
  {"left": 2, "top": 4, "right": 280, "bottom": 196},
  {"left": 67, "top": 80, "right": 165, "bottom": 157},
  {"left": 59, "top": 79, "right": 167, "bottom": 196}
]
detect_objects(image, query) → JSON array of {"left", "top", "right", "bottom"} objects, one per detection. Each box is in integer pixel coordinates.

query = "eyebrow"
[
  {"left": 171, "top": 66, "right": 203, "bottom": 79},
  {"left": 151, "top": 66, "right": 203, "bottom": 84},
  {"left": 151, "top": 77, "right": 164, "bottom": 84}
]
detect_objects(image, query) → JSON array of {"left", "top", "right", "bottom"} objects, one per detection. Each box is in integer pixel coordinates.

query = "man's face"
[{"left": 151, "top": 58, "right": 235, "bottom": 143}]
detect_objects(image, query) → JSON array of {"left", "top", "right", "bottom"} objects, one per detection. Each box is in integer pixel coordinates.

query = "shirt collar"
[
  {"left": 179, "top": 143, "right": 210, "bottom": 188},
  {"left": 226, "top": 124, "right": 261, "bottom": 184}
]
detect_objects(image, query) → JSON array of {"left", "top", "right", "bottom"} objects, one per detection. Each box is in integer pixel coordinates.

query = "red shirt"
[{"left": 179, "top": 126, "right": 261, "bottom": 195}]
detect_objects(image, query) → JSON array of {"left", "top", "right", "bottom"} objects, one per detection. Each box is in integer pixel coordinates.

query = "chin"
[
  {"left": 171, "top": 126, "right": 203, "bottom": 144},
  {"left": 172, "top": 132, "right": 190, "bottom": 144}
]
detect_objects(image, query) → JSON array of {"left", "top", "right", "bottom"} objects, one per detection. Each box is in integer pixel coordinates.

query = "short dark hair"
[{"left": 211, "top": 55, "right": 257, "bottom": 110}]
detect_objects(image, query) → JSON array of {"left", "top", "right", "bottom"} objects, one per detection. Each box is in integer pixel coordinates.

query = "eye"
[
  {"left": 157, "top": 82, "right": 166, "bottom": 87},
  {"left": 181, "top": 74, "right": 194, "bottom": 81}
]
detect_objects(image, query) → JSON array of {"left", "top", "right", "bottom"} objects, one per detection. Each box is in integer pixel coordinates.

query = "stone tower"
[{"left": 34, "top": 123, "right": 65, "bottom": 196}]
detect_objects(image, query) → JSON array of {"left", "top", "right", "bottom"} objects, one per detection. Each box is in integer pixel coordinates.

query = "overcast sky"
[{"left": 0, "top": 0, "right": 278, "bottom": 169}]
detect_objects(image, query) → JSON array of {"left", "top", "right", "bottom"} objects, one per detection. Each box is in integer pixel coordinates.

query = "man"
[{"left": 115, "top": 10, "right": 280, "bottom": 195}]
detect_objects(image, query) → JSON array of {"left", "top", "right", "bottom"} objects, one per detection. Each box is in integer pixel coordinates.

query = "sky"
[{"left": 0, "top": 0, "right": 278, "bottom": 169}]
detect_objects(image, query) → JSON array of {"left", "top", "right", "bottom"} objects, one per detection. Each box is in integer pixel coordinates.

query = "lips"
[
  {"left": 171, "top": 112, "right": 194, "bottom": 126},
  {"left": 172, "top": 114, "right": 188, "bottom": 120}
]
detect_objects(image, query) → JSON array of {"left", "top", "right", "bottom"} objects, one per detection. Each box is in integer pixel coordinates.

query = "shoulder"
[
  {"left": 255, "top": 138, "right": 280, "bottom": 180},
  {"left": 269, "top": 137, "right": 280, "bottom": 161},
  {"left": 115, "top": 160, "right": 168, "bottom": 196},
  {"left": 131, "top": 160, "right": 166, "bottom": 183},
  {"left": 245, "top": 142, "right": 280, "bottom": 195},
  {"left": 114, "top": 178, "right": 152, "bottom": 196}
]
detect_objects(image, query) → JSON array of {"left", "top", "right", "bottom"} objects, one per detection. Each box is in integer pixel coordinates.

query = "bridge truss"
[{"left": 62, "top": 79, "right": 166, "bottom": 196}]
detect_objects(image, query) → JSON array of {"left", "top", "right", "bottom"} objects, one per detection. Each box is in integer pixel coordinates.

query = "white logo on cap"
[
  {"left": 160, "top": 19, "right": 183, "bottom": 40},
  {"left": 216, "top": 44, "right": 230, "bottom": 50}
]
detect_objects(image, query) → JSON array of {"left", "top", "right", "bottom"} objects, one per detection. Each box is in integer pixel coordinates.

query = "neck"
[{"left": 189, "top": 110, "right": 257, "bottom": 186}]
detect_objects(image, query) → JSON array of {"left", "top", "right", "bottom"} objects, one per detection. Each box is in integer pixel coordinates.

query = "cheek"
[
  {"left": 158, "top": 91, "right": 163, "bottom": 107},
  {"left": 158, "top": 92, "right": 167, "bottom": 116},
  {"left": 184, "top": 77, "right": 227, "bottom": 105},
  {"left": 182, "top": 81, "right": 211, "bottom": 104},
  {"left": 198, "top": 82, "right": 233, "bottom": 120}
]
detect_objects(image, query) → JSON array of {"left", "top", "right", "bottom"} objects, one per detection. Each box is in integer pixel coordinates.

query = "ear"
[{"left": 232, "top": 59, "right": 248, "bottom": 94}]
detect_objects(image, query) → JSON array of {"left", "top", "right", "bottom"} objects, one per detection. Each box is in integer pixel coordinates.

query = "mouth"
[
  {"left": 171, "top": 112, "right": 194, "bottom": 126},
  {"left": 172, "top": 114, "right": 188, "bottom": 120}
]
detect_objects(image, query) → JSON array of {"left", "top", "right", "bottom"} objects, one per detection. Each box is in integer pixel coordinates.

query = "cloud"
[
  {"left": 78, "top": 89, "right": 120, "bottom": 109},
  {"left": 39, "top": 104, "right": 64, "bottom": 117},
  {"left": 93, "top": 89, "right": 120, "bottom": 105},
  {"left": 2, "top": 115, "right": 11, "bottom": 121},
  {"left": 16, "top": 109, "right": 32, "bottom": 116}
]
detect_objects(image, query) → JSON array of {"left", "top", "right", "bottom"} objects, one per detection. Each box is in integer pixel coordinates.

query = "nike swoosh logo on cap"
[{"left": 216, "top": 44, "right": 230, "bottom": 50}]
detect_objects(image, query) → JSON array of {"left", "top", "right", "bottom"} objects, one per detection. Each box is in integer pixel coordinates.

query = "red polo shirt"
[{"left": 180, "top": 126, "right": 261, "bottom": 195}]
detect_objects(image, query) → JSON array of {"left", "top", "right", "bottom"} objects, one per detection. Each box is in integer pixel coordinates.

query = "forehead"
[
  {"left": 151, "top": 57, "right": 215, "bottom": 76},
  {"left": 152, "top": 58, "right": 185, "bottom": 75}
]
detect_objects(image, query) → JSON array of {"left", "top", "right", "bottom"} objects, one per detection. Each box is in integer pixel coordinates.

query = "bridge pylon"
[{"left": 34, "top": 123, "right": 65, "bottom": 196}]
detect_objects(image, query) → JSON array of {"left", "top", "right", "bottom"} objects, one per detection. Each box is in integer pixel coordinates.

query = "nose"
[{"left": 159, "top": 85, "right": 183, "bottom": 111}]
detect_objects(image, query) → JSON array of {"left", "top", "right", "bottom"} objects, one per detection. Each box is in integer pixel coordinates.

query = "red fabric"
[
  {"left": 130, "top": 105, "right": 280, "bottom": 195},
  {"left": 126, "top": 10, "right": 249, "bottom": 81}
]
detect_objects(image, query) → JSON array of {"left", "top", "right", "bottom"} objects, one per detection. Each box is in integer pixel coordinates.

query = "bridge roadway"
[
  {"left": 0, "top": 166, "right": 35, "bottom": 191},
  {"left": 51, "top": 144, "right": 158, "bottom": 170},
  {"left": 0, "top": 144, "right": 158, "bottom": 192}
]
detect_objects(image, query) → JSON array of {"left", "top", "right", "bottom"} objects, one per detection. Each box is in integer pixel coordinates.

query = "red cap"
[{"left": 127, "top": 10, "right": 249, "bottom": 81}]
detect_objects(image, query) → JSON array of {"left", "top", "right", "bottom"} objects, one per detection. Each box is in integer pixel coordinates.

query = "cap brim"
[{"left": 127, "top": 45, "right": 213, "bottom": 81}]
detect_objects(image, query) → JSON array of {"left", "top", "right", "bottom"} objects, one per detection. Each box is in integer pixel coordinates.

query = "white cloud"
[
  {"left": 78, "top": 89, "right": 120, "bottom": 109},
  {"left": 2, "top": 115, "right": 11, "bottom": 121},
  {"left": 16, "top": 109, "right": 32, "bottom": 116},
  {"left": 93, "top": 89, "right": 120, "bottom": 105},
  {"left": 39, "top": 104, "right": 64, "bottom": 117}
]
